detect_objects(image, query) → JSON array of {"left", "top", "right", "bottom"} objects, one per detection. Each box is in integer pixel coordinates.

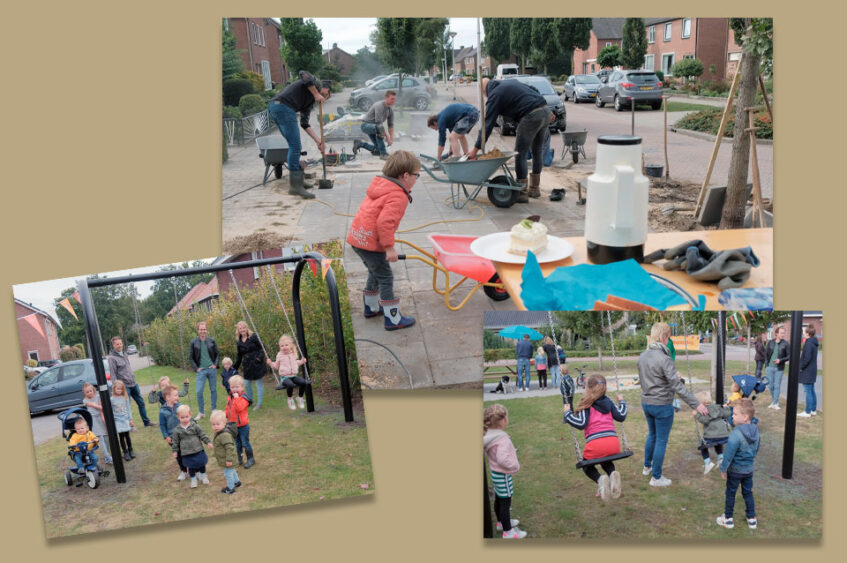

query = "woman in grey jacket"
[{"left": 637, "top": 322, "right": 708, "bottom": 487}]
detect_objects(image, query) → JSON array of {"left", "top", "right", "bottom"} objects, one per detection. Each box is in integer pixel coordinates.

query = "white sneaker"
[
  {"left": 194, "top": 413, "right": 205, "bottom": 421},
  {"left": 496, "top": 519, "right": 520, "bottom": 532},
  {"left": 797, "top": 412, "right": 812, "bottom": 418},
  {"left": 704, "top": 460, "right": 716, "bottom": 474},
  {"left": 642, "top": 466, "right": 653, "bottom": 476},
  {"left": 296, "top": 397, "right": 306, "bottom": 409},
  {"left": 190, "top": 478, "right": 198, "bottom": 489},
  {"left": 747, "top": 517, "right": 758, "bottom": 530},
  {"left": 200, "top": 474, "right": 210, "bottom": 485},
  {"left": 502, "top": 527, "right": 527, "bottom": 539},
  {"left": 810, "top": 411, "right": 818, "bottom": 416},
  {"left": 649, "top": 476, "right": 672, "bottom": 487},
  {"left": 287, "top": 398, "right": 296, "bottom": 410},
  {"left": 597, "top": 475, "right": 610, "bottom": 501},
  {"left": 610, "top": 470, "right": 622, "bottom": 498},
  {"left": 177, "top": 472, "right": 187, "bottom": 481},
  {"left": 772, "top": 404, "right": 781, "bottom": 410},
  {"left": 716, "top": 514, "right": 734, "bottom": 528}
]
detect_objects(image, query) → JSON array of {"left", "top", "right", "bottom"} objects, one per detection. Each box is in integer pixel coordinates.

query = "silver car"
[
  {"left": 563, "top": 74, "right": 602, "bottom": 103},
  {"left": 595, "top": 69, "right": 663, "bottom": 111},
  {"left": 349, "top": 75, "right": 433, "bottom": 111}
]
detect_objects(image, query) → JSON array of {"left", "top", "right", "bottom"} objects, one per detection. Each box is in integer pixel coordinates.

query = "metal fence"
[{"left": 223, "top": 109, "right": 272, "bottom": 145}]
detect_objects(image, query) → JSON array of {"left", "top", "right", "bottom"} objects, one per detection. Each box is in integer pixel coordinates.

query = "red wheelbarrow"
[{"left": 396, "top": 234, "right": 510, "bottom": 311}]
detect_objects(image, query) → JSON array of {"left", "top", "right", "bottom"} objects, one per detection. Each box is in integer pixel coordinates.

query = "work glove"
[{"left": 643, "top": 240, "right": 760, "bottom": 289}]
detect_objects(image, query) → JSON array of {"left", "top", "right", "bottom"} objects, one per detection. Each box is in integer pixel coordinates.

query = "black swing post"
[
  {"left": 781, "top": 310, "right": 803, "bottom": 479},
  {"left": 715, "top": 311, "right": 726, "bottom": 405}
]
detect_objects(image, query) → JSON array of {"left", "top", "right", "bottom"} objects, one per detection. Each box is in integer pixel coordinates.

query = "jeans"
[
  {"left": 802, "top": 383, "right": 817, "bottom": 413},
  {"left": 642, "top": 403, "right": 675, "bottom": 479},
  {"left": 513, "top": 106, "right": 550, "bottom": 179},
  {"left": 725, "top": 471, "right": 755, "bottom": 519},
  {"left": 268, "top": 101, "right": 302, "bottom": 171},
  {"left": 754, "top": 360, "right": 765, "bottom": 379},
  {"left": 224, "top": 467, "right": 240, "bottom": 490},
  {"left": 352, "top": 246, "right": 395, "bottom": 301},
  {"left": 196, "top": 367, "right": 218, "bottom": 415},
  {"left": 766, "top": 365, "right": 782, "bottom": 405},
  {"left": 549, "top": 364, "right": 561, "bottom": 389},
  {"left": 128, "top": 383, "right": 150, "bottom": 425},
  {"left": 516, "top": 358, "right": 530, "bottom": 389},
  {"left": 235, "top": 424, "right": 253, "bottom": 459},
  {"left": 244, "top": 378, "right": 264, "bottom": 407},
  {"left": 73, "top": 451, "right": 98, "bottom": 471},
  {"left": 359, "top": 122, "right": 387, "bottom": 155}
]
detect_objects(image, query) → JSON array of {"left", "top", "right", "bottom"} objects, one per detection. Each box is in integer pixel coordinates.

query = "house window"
[
  {"left": 28, "top": 351, "right": 39, "bottom": 361},
  {"left": 260, "top": 26, "right": 266, "bottom": 47},
  {"left": 662, "top": 53, "right": 675, "bottom": 76},
  {"left": 590, "top": 63, "right": 595, "bottom": 72},
  {"left": 251, "top": 251, "right": 260, "bottom": 280},
  {"left": 664, "top": 23, "right": 672, "bottom": 41},
  {"left": 643, "top": 54, "right": 655, "bottom": 71},
  {"left": 649, "top": 26, "right": 655, "bottom": 43},
  {"left": 223, "top": 19, "right": 229, "bottom": 32},
  {"left": 682, "top": 18, "right": 691, "bottom": 39},
  {"left": 605, "top": 42, "right": 612, "bottom": 47},
  {"left": 684, "top": 54, "right": 695, "bottom": 60}
]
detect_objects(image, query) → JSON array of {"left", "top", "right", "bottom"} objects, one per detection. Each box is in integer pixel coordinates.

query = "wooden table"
[{"left": 493, "top": 228, "right": 772, "bottom": 310}]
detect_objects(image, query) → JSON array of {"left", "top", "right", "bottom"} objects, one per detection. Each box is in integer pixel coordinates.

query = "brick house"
[
  {"left": 573, "top": 18, "right": 625, "bottom": 75},
  {"left": 323, "top": 43, "right": 355, "bottom": 77},
  {"left": 16, "top": 299, "right": 61, "bottom": 364},
  {"left": 225, "top": 18, "right": 288, "bottom": 89},
  {"left": 168, "top": 278, "right": 220, "bottom": 316},
  {"left": 643, "top": 18, "right": 738, "bottom": 81},
  {"left": 452, "top": 46, "right": 475, "bottom": 76},
  {"left": 780, "top": 312, "right": 823, "bottom": 346}
]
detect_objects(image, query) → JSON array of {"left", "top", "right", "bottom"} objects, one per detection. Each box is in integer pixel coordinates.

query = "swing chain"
[
  {"left": 227, "top": 269, "right": 280, "bottom": 386},
  {"left": 680, "top": 311, "right": 705, "bottom": 444},
  {"left": 265, "top": 264, "right": 311, "bottom": 382},
  {"left": 605, "top": 311, "right": 631, "bottom": 453},
  {"left": 550, "top": 312, "right": 583, "bottom": 461}
]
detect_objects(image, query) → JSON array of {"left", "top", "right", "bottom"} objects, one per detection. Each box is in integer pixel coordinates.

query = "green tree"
[
  {"left": 509, "top": 18, "right": 533, "bottom": 73},
  {"left": 352, "top": 47, "right": 385, "bottom": 81},
  {"left": 482, "top": 18, "right": 511, "bottom": 63},
  {"left": 621, "top": 18, "right": 648, "bottom": 69},
  {"left": 374, "top": 18, "right": 417, "bottom": 98},
  {"left": 553, "top": 18, "right": 592, "bottom": 74},
  {"left": 414, "top": 18, "right": 449, "bottom": 75},
  {"left": 597, "top": 45, "right": 622, "bottom": 69},
  {"left": 530, "top": 18, "right": 559, "bottom": 74},
  {"left": 280, "top": 18, "right": 325, "bottom": 79},
  {"left": 672, "top": 58, "right": 704, "bottom": 84},
  {"left": 222, "top": 21, "right": 244, "bottom": 80}
]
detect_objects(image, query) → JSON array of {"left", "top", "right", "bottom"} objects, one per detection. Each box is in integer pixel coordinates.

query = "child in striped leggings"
[{"left": 484, "top": 404, "right": 527, "bottom": 539}]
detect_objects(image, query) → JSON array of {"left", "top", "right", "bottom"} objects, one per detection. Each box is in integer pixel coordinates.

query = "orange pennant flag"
[
  {"left": 306, "top": 259, "right": 318, "bottom": 278},
  {"left": 321, "top": 259, "right": 332, "bottom": 280},
  {"left": 21, "top": 313, "right": 45, "bottom": 339},
  {"left": 59, "top": 298, "right": 78, "bottom": 320},
  {"left": 72, "top": 291, "right": 81, "bottom": 304}
]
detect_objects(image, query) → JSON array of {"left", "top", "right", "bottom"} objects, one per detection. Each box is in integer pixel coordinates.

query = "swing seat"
[
  {"left": 697, "top": 436, "right": 729, "bottom": 451},
  {"left": 575, "top": 450, "right": 633, "bottom": 469}
]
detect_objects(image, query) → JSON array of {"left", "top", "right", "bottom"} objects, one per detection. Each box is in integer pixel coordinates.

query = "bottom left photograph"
[{"left": 13, "top": 241, "right": 373, "bottom": 538}]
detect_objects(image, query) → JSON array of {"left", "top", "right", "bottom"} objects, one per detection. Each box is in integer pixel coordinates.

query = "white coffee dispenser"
[{"left": 584, "top": 135, "right": 649, "bottom": 264}]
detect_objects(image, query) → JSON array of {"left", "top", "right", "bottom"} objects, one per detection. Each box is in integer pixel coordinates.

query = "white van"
[{"left": 495, "top": 63, "right": 519, "bottom": 80}]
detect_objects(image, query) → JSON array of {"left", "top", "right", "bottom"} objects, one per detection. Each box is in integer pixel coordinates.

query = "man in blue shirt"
[
  {"left": 515, "top": 334, "right": 534, "bottom": 392},
  {"left": 426, "top": 103, "right": 480, "bottom": 160}
]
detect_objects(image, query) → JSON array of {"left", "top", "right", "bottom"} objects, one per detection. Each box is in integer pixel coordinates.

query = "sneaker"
[
  {"left": 235, "top": 481, "right": 242, "bottom": 488},
  {"left": 610, "top": 470, "right": 622, "bottom": 499},
  {"left": 221, "top": 487, "right": 235, "bottom": 494},
  {"left": 201, "top": 475, "right": 210, "bottom": 485},
  {"left": 502, "top": 527, "right": 528, "bottom": 539},
  {"left": 716, "top": 514, "right": 734, "bottom": 529},
  {"left": 253, "top": 405, "right": 260, "bottom": 411},
  {"left": 649, "top": 476, "right": 672, "bottom": 487},
  {"left": 797, "top": 412, "right": 812, "bottom": 418},
  {"left": 379, "top": 153, "right": 389, "bottom": 161},
  {"left": 495, "top": 519, "right": 520, "bottom": 532},
  {"left": 190, "top": 478, "right": 198, "bottom": 489},
  {"left": 642, "top": 466, "right": 653, "bottom": 476},
  {"left": 177, "top": 472, "right": 187, "bottom": 481},
  {"left": 747, "top": 517, "right": 757, "bottom": 530},
  {"left": 287, "top": 397, "right": 296, "bottom": 410},
  {"left": 810, "top": 411, "right": 818, "bottom": 416},
  {"left": 296, "top": 397, "right": 306, "bottom": 409},
  {"left": 597, "top": 475, "right": 610, "bottom": 501},
  {"left": 105, "top": 457, "right": 113, "bottom": 465},
  {"left": 704, "top": 460, "right": 716, "bottom": 475},
  {"left": 772, "top": 404, "right": 781, "bottom": 410},
  {"left": 194, "top": 413, "right": 205, "bottom": 421}
]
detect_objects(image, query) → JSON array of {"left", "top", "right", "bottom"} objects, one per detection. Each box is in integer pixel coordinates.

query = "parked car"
[
  {"left": 37, "top": 359, "right": 61, "bottom": 368},
  {"left": 595, "top": 69, "right": 613, "bottom": 83},
  {"left": 595, "top": 69, "right": 664, "bottom": 111},
  {"left": 364, "top": 74, "right": 389, "bottom": 87},
  {"left": 126, "top": 344, "right": 138, "bottom": 355},
  {"left": 27, "top": 359, "right": 112, "bottom": 416},
  {"left": 562, "top": 74, "right": 603, "bottom": 103},
  {"left": 497, "top": 75, "right": 566, "bottom": 135},
  {"left": 349, "top": 75, "right": 433, "bottom": 111},
  {"left": 495, "top": 63, "right": 519, "bottom": 80},
  {"left": 24, "top": 365, "right": 48, "bottom": 378}
]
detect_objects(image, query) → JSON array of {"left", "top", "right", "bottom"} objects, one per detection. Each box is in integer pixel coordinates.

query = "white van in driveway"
[{"left": 495, "top": 63, "right": 519, "bottom": 80}]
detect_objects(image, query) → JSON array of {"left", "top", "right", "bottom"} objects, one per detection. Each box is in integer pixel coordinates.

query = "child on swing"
[
  {"left": 148, "top": 375, "right": 190, "bottom": 406},
  {"left": 268, "top": 334, "right": 310, "bottom": 410},
  {"left": 562, "top": 374, "right": 627, "bottom": 501},
  {"left": 693, "top": 390, "right": 732, "bottom": 475},
  {"left": 484, "top": 404, "right": 527, "bottom": 539}
]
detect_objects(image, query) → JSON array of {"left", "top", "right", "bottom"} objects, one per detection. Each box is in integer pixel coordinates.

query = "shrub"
[
  {"left": 671, "top": 58, "right": 704, "bottom": 83},
  {"left": 655, "top": 70, "right": 664, "bottom": 82},
  {"left": 222, "top": 106, "right": 242, "bottom": 119},
  {"left": 26, "top": 359, "right": 37, "bottom": 368},
  {"left": 223, "top": 78, "right": 254, "bottom": 106},
  {"left": 238, "top": 93, "right": 267, "bottom": 117},
  {"left": 59, "top": 345, "right": 83, "bottom": 362},
  {"left": 237, "top": 71, "right": 266, "bottom": 93},
  {"left": 675, "top": 107, "right": 772, "bottom": 139}
]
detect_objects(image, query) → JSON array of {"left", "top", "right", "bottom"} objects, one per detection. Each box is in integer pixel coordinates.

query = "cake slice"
[{"left": 507, "top": 215, "right": 548, "bottom": 256}]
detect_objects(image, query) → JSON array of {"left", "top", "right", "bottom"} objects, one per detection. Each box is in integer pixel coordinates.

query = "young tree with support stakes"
[
  {"left": 621, "top": 18, "right": 647, "bottom": 69},
  {"left": 597, "top": 45, "right": 622, "bottom": 69}
]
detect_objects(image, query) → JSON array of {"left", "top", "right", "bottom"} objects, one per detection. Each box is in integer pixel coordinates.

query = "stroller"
[
  {"left": 58, "top": 407, "right": 110, "bottom": 489},
  {"left": 731, "top": 374, "right": 769, "bottom": 402}
]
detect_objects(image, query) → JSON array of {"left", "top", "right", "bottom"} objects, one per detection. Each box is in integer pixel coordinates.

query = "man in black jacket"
[
  {"left": 467, "top": 78, "right": 553, "bottom": 202},
  {"left": 189, "top": 322, "right": 219, "bottom": 420},
  {"left": 764, "top": 326, "right": 789, "bottom": 410}
]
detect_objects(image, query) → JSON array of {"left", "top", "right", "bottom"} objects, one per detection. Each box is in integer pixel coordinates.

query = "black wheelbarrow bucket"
[
  {"left": 560, "top": 129, "right": 589, "bottom": 163},
  {"left": 256, "top": 135, "right": 289, "bottom": 185}
]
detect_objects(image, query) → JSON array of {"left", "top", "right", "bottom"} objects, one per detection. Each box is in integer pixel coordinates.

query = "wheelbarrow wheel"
[
  {"left": 571, "top": 141, "right": 580, "bottom": 164},
  {"left": 486, "top": 175, "right": 517, "bottom": 208},
  {"left": 483, "top": 273, "right": 511, "bottom": 302},
  {"left": 274, "top": 163, "right": 283, "bottom": 179}
]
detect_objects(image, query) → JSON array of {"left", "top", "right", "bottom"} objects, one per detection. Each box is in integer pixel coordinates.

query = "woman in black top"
[
  {"left": 754, "top": 333, "right": 766, "bottom": 379},
  {"left": 233, "top": 321, "right": 267, "bottom": 410},
  {"left": 542, "top": 336, "right": 561, "bottom": 390}
]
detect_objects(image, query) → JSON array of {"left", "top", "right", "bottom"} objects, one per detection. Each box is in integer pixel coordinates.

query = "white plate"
[{"left": 470, "top": 232, "right": 575, "bottom": 264}]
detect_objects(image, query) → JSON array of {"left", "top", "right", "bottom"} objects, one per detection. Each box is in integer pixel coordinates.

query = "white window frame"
[
  {"left": 251, "top": 252, "right": 260, "bottom": 279},
  {"left": 643, "top": 54, "right": 655, "bottom": 71},
  {"left": 664, "top": 22, "right": 672, "bottom": 41},
  {"left": 662, "top": 52, "right": 675, "bottom": 76},
  {"left": 682, "top": 18, "right": 691, "bottom": 39},
  {"left": 28, "top": 350, "right": 39, "bottom": 361},
  {"left": 605, "top": 42, "right": 612, "bottom": 47},
  {"left": 223, "top": 19, "right": 229, "bottom": 32},
  {"left": 683, "top": 54, "right": 695, "bottom": 60},
  {"left": 260, "top": 26, "right": 266, "bottom": 47},
  {"left": 648, "top": 26, "right": 655, "bottom": 43}
]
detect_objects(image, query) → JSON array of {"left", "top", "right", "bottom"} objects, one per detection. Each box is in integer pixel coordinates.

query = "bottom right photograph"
[{"left": 482, "top": 310, "right": 822, "bottom": 540}]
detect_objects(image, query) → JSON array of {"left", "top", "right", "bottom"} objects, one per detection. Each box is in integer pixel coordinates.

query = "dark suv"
[
  {"left": 595, "top": 69, "right": 663, "bottom": 111},
  {"left": 497, "top": 75, "right": 566, "bottom": 135}
]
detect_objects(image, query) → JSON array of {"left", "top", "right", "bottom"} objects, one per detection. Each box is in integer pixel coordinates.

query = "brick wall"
[
  {"left": 16, "top": 302, "right": 60, "bottom": 363},
  {"left": 573, "top": 33, "right": 622, "bottom": 75},
  {"left": 228, "top": 18, "right": 287, "bottom": 88}
]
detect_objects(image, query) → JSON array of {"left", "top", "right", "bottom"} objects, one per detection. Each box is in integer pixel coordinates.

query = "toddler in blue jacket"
[{"left": 716, "top": 398, "right": 760, "bottom": 530}]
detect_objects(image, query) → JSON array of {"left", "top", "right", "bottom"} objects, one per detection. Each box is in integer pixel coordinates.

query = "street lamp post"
[{"left": 448, "top": 30, "right": 457, "bottom": 99}]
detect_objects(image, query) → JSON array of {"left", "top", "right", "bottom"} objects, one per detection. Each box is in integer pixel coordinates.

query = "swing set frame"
[{"left": 77, "top": 252, "right": 354, "bottom": 484}]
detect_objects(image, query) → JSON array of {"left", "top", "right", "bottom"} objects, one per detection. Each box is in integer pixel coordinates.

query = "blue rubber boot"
[
  {"left": 381, "top": 299, "right": 415, "bottom": 331},
  {"left": 363, "top": 290, "right": 382, "bottom": 318}
]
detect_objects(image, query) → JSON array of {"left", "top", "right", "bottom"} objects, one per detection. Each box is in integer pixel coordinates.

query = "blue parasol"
[{"left": 498, "top": 325, "right": 543, "bottom": 340}]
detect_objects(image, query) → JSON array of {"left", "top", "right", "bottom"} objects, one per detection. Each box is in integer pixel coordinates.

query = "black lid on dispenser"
[{"left": 597, "top": 135, "right": 642, "bottom": 146}]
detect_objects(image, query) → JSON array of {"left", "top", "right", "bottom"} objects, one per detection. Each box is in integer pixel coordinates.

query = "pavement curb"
[{"left": 668, "top": 126, "right": 773, "bottom": 146}]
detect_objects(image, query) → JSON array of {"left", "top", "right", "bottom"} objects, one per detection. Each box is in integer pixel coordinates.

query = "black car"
[
  {"left": 27, "top": 359, "right": 112, "bottom": 416},
  {"left": 497, "top": 75, "right": 566, "bottom": 136}
]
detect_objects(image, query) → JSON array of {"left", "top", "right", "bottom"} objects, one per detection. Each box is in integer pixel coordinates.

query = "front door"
[{"left": 261, "top": 60, "right": 272, "bottom": 90}]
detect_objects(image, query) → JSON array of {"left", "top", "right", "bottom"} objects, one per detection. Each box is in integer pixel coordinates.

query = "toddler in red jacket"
[{"left": 347, "top": 150, "right": 420, "bottom": 330}]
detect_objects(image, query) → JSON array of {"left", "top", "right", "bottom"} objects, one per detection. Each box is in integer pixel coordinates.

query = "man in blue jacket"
[
  {"left": 427, "top": 103, "right": 479, "bottom": 160},
  {"left": 515, "top": 334, "right": 534, "bottom": 391},
  {"left": 467, "top": 78, "right": 553, "bottom": 202}
]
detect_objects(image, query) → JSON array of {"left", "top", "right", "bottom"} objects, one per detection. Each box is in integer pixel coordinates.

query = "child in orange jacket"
[
  {"left": 225, "top": 375, "right": 255, "bottom": 469},
  {"left": 347, "top": 151, "right": 420, "bottom": 331}
]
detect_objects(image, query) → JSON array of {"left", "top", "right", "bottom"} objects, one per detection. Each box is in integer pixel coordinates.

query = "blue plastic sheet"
[{"left": 520, "top": 253, "right": 690, "bottom": 310}]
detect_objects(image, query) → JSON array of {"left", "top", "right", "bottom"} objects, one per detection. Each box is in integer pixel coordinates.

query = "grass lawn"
[
  {"left": 485, "top": 371, "right": 822, "bottom": 539},
  {"left": 665, "top": 101, "right": 717, "bottom": 112},
  {"left": 36, "top": 368, "right": 373, "bottom": 538}
]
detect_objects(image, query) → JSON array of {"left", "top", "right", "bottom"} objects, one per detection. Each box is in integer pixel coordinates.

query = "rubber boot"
[
  {"left": 129, "top": 449, "right": 136, "bottom": 459},
  {"left": 528, "top": 173, "right": 542, "bottom": 199},
  {"left": 514, "top": 178, "right": 529, "bottom": 203},
  {"left": 289, "top": 170, "right": 315, "bottom": 199},
  {"left": 303, "top": 170, "right": 316, "bottom": 180},
  {"left": 363, "top": 290, "right": 382, "bottom": 318},
  {"left": 244, "top": 448, "right": 255, "bottom": 469},
  {"left": 237, "top": 450, "right": 244, "bottom": 466},
  {"left": 380, "top": 299, "right": 415, "bottom": 331}
]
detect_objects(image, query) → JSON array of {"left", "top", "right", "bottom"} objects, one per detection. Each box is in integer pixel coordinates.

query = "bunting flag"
[
  {"left": 59, "top": 298, "right": 78, "bottom": 320},
  {"left": 72, "top": 291, "right": 81, "bottom": 304},
  {"left": 321, "top": 259, "right": 333, "bottom": 280},
  {"left": 20, "top": 313, "right": 45, "bottom": 339},
  {"left": 306, "top": 259, "right": 318, "bottom": 278}
]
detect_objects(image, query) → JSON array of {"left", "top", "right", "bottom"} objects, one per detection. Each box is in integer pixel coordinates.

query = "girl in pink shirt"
[
  {"left": 484, "top": 404, "right": 527, "bottom": 539},
  {"left": 267, "top": 335, "right": 310, "bottom": 410},
  {"left": 563, "top": 374, "right": 627, "bottom": 501}
]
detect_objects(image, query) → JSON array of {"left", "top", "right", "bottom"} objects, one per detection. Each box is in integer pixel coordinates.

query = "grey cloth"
[
  {"left": 513, "top": 106, "right": 550, "bottom": 179},
  {"left": 643, "top": 239, "right": 760, "bottom": 290},
  {"left": 363, "top": 100, "right": 394, "bottom": 129},
  {"left": 637, "top": 342, "right": 700, "bottom": 408},
  {"left": 107, "top": 351, "right": 137, "bottom": 387}
]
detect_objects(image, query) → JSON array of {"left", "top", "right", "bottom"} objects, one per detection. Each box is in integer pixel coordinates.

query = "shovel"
[{"left": 317, "top": 101, "right": 334, "bottom": 189}]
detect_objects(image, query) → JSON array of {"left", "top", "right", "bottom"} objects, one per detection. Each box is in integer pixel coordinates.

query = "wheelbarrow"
[
  {"left": 560, "top": 129, "right": 588, "bottom": 163},
  {"left": 395, "top": 234, "right": 510, "bottom": 311},
  {"left": 418, "top": 152, "right": 523, "bottom": 209},
  {"left": 256, "top": 135, "right": 289, "bottom": 185}
]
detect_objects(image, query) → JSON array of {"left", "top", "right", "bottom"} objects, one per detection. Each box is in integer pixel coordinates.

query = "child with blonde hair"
[
  {"left": 110, "top": 380, "right": 135, "bottom": 461},
  {"left": 484, "top": 404, "right": 527, "bottom": 539},
  {"left": 159, "top": 385, "right": 188, "bottom": 480},
  {"left": 726, "top": 381, "right": 743, "bottom": 406},
  {"left": 210, "top": 410, "right": 241, "bottom": 494},
  {"left": 220, "top": 356, "right": 238, "bottom": 394},
  {"left": 268, "top": 335, "right": 310, "bottom": 410},
  {"left": 171, "top": 404, "right": 214, "bottom": 488},
  {"left": 82, "top": 382, "right": 112, "bottom": 464},
  {"left": 534, "top": 346, "right": 547, "bottom": 390},
  {"left": 693, "top": 390, "right": 731, "bottom": 475},
  {"left": 225, "top": 375, "right": 255, "bottom": 468},
  {"left": 147, "top": 375, "right": 189, "bottom": 406},
  {"left": 68, "top": 417, "right": 99, "bottom": 472},
  {"left": 716, "top": 398, "right": 760, "bottom": 530}
]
